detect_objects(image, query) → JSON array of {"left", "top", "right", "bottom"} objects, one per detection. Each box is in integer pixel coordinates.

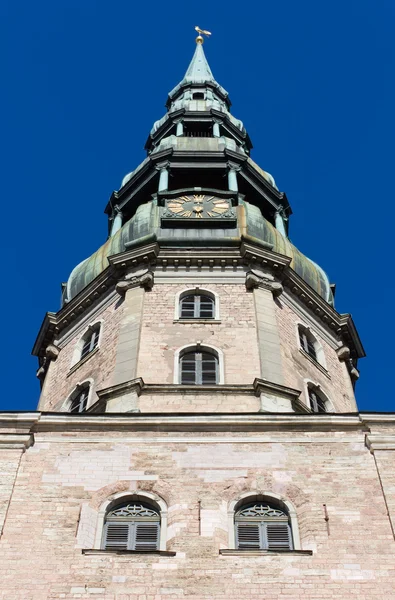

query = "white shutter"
[
  {"left": 266, "top": 523, "right": 292, "bottom": 550},
  {"left": 104, "top": 523, "right": 130, "bottom": 550},
  {"left": 236, "top": 523, "right": 261, "bottom": 549},
  {"left": 134, "top": 523, "right": 160, "bottom": 551}
]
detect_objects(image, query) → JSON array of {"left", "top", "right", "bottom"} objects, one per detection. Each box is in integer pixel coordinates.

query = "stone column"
[
  {"left": 176, "top": 121, "right": 183, "bottom": 136},
  {"left": 158, "top": 164, "right": 169, "bottom": 192},
  {"left": 213, "top": 122, "right": 220, "bottom": 137},
  {"left": 110, "top": 206, "right": 123, "bottom": 236},
  {"left": 275, "top": 211, "right": 287, "bottom": 237},
  {"left": 111, "top": 285, "right": 145, "bottom": 405},
  {"left": 227, "top": 165, "right": 238, "bottom": 192}
]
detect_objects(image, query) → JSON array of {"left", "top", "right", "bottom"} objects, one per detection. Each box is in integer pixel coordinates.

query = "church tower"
[{"left": 1, "top": 33, "right": 395, "bottom": 599}]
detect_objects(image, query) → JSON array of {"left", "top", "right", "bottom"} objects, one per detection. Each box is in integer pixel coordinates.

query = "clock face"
[{"left": 164, "top": 195, "right": 234, "bottom": 219}]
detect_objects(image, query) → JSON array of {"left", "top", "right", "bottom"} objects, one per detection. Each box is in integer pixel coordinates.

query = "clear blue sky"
[{"left": 1, "top": 0, "right": 394, "bottom": 412}]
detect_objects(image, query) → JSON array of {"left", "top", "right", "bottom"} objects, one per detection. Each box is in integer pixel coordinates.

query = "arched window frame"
[
  {"left": 174, "top": 344, "right": 224, "bottom": 385},
  {"left": 63, "top": 379, "right": 94, "bottom": 413},
  {"left": 71, "top": 320, "right": 104, "bottom": 368},
  {"left": 94, "top": 491, "right": 168, "bottom": 551},
  {"left": 227, "top": 492, "right": 301, "bottom": 551},
  {"left": 174, "top": 288, "right": 220, "bottom": 321},
  {"left": 296, "top": 323, "right": 327, "bottom": 369},
  {"left": 304, "top": 380, "right": 334, "bottom": 413}
]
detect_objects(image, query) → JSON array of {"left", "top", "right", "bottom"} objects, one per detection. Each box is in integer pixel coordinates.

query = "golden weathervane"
[{"left": 195, "top": 26, "right": 211, "bottom": 44}]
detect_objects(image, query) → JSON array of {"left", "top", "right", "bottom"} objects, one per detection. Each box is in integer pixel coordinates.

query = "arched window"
[
  {"left": 180, "top": 294, "right": 215, "bottom": 319},
  {"left": 308, "top": 386, "right": 327, "bottom": 413},
  {"left": 180, "top": 349, "right": 218, "bottom": 385},
  {"left": 298, "top": 325, "right": 317, "bottom": 361},
  {"left": 69, "top": 385, "right": 90, "bottom": 413},
  {"left": 298, "top": 325, "right": 326, "bottom": 368},
  {"left": 102, "top": 501, "right": 160, "bottom": 551},
  {"left": 80, "top": 324, "right": 101, "bottom": 360},
  {"left": 235, "top": 501, "right": 293, "bottom": 550}
]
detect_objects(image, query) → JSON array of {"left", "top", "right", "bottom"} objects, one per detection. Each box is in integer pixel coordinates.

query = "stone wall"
[
  {"left": 275, "top": 296, "right": 357, "bottom": 412},
  {"left": 0, "top": 426, "right": 394, "bottom": 599},
  {"left": 39, "top": 297, "right": 124, "bottom": 412},
  {"left": 137, "top": 283, "right": 260, "bottom": 385},
  {"left": 37, "top": 280, "right": 357, "bottom": 414},
  {"left": 0, "top": 449, "right": 23, "bottom": 536}
]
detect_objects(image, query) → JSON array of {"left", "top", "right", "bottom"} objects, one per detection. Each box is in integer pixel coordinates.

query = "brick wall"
[
  {"left": 39, "top": 299, "right": 124, "bottom": 412},
  {"left": 275, "top": 299, "right": 357, "bottom": 412},
  {"left": 38, "top": 282, "right": 358, "bottom": 415},
  {"left": 0, "top": 430, "right": 394, "bottom": 599},
  {"left": 137, "top": 283, "right": 260, "bottom": 385},
  {"left": 0, "top": 449, "right": 22, "bottom": 536}
]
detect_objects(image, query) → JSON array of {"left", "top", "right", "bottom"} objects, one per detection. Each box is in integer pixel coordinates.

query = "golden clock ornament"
[{"left": 163, "top": 195, "right": 235, "bottom": 220}]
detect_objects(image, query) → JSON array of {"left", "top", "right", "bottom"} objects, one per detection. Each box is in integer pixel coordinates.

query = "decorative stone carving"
[
  {"left": 245, "top": 271, "right": 283, "bottom": 297},
  {"left": 336, "top": 346, "right": 359, "bottom": 380},
  {"left": 336, "top": 346, "right": 350, "bottom": 361},
  {"left": 45, "top": 344, "right": 60, "bottom": 361},
  {"left": 116, "top": 270, "right": 154, "bottom": 295},
  {"left": 36, "top": 343, "right": 60, "bottom": 380}
]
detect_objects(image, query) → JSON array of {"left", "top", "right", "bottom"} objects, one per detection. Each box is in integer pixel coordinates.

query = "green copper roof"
[
  {"left": 66, "top": 199, "right": 333, "bottom": 305},
  {"left": 168, "top": 41, "right": 229, "bottom": 102},
  {"left": 184, "top": 42, "right": 215, "bottom": 83}
]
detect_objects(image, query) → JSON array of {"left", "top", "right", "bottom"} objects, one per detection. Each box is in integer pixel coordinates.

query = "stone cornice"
[
  {"left": 3, "top": 412, "right": 395, "bottom": 441},
  {"left": 365, "top": 434, "right": 395, "bottom": 452},
  {"left": 0, "top": 411, "right": 369, "bottom": 432},
  {"left": 253, "top": 378, "right": 300, "bottom": 400},
  {"left": 95, "top": 377, "right": 301, "bottom": 402},
  {"left": 0, "top": 433, "right": 34, "bottom": 450}
]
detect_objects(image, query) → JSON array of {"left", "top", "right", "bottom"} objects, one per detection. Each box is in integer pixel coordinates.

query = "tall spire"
[
  {"left": 183, "top": 37, "right": 215, "bottom": 84},
  {"left": 167, "top": 28, "right": 229, "bottom": 106}
]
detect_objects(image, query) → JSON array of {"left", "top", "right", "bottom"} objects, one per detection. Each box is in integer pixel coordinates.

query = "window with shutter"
[
  {"left": 180, "top": 294, "right": 214, "bottom": 319},
  {"left": 235, "top": 502, "right": 293, "bottom": 551},
  {"left": 102, "top": 502, "right": 160, "bottom": 551},
  {"left": 180, "top": 351, "right": 219, "bottom": 385},
  {"left": 134, "top": 523, "right": 160, "bottom": 551},
  {"left": 236, "top": 523, "right": 261, "bottom": 549},
  {"left": 266, "top": 523, "right": 292, "bottom": 550}
]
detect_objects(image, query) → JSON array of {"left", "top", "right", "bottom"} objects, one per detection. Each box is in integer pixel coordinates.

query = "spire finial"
[{"left": 195, "top": 26, "right": 211, "bottom": 44}]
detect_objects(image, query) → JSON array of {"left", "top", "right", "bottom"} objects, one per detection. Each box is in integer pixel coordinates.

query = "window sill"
[
  {"left": 67, "top": 347, "right": 99, "bottom": 377},
  {"left": 219, "top": 549, "right": 313, "bottom": 556},
  {"left": 299, "top": 348, "right": 330, "bottom": 378},
  {"left": 174, "top": 319, "right": 221, "bottom": 324},
  {"left": 82, "top": 549, "right": 176, "bottom": 556}
]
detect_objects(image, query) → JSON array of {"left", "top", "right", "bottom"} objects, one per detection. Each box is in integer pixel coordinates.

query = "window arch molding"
[
  {"left": 304, "top": 379, "right": 334, "bottom": 413},
  {"left": 173, "top": 343, "right": 225, "bottom": 385},
  {"left": 62, "top": 378, "right": 94, "bottom": 413},
  {"left": 227, "top": 491, "right": 301, "bottom": 550},
  {"left": 94, "top": 490, "right": 168, "bottom": 551},
  {"left": 174, "top": 288, "right": 220, "bottom": 321},
  {"left": 71, "top": 319, "right": 104, "bottom": 367},
  {"left": 296, "top": 322, "right": 327, "bottom": 369}
]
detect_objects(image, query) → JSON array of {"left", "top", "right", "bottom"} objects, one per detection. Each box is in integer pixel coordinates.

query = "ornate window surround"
[
  {"left": 304, "top": 379, "right": 334, "bottom": 413},
  {"left": 227, "top": 491, "right": 301, "bottom": 550},
  {"left": 94, "top": 491, "right": 168, "bottom": 551},
  {"left": 174, "top": 288, "right": 220, "bottom": 321},
  {"left": 70, "top": 319, "right": 104, "bottom": 369},
  {"left": 173, "top": 343, "right": 225, "bottom": 385},
  {"left": 296, "top": 322, "right": 327, "bottom": 370},
  {"left": 62, "top": 378, "right": 94, "bottom": 413}
]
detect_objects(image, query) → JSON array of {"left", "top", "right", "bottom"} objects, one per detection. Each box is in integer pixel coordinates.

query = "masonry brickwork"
[
  {"left": 37, "top": 278, "right": 358, "bottom": 414},
  {"left": 0, "top": 419, "right": 395, "bottom": 600}
]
